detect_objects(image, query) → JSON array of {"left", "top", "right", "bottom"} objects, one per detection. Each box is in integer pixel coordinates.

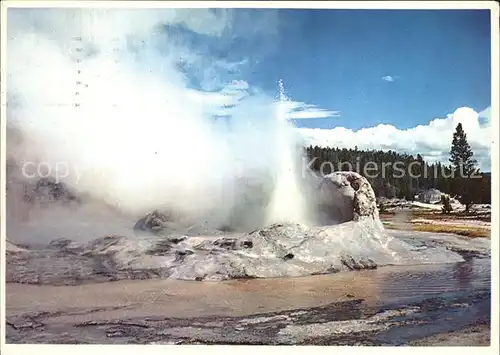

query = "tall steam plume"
[{"left": 6, "top": 8, "right": 313, "bottom": 232}]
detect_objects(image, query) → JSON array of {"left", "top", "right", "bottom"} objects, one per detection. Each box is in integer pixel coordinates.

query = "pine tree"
[
  {"left": 449, "top": 123, "right": 477, "bottom": 176},
  {"left": 449, "top": 123, "right": 478, "bottom": 213},
  {"left": 304, "top": 143, "right": 489, "bottom": 205}
]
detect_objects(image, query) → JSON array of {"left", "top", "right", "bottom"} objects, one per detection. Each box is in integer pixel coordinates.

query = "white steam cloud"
[{"left": 7, "top": 8, "right": 312, "bottom": 230}]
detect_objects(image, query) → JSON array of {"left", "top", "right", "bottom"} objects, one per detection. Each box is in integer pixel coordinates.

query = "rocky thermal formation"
[
  {"left": 7, "top": 218, "right": 476, "bottom": 284},
  {"left": 6, "top": 158, "right": 82, "bottom": 206},
  {"left": 6, "top": 171, "right": 488, "bottom": 284},
  {"left": 6, "top": 240, "right": 26, "bottom": 253},
  {"left": 316, "top": 171, "right": 379, "bottom": 223}
]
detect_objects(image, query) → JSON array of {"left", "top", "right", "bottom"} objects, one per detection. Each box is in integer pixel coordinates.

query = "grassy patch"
[
  {"left": 410, "top": 211, "right": 490, "bottom": 222},
  {"left": 379, "top": 209, "right": 491, "bottom": 222},
  {"left": 385, "top": 223, "right": 490, "bottom": 238}
]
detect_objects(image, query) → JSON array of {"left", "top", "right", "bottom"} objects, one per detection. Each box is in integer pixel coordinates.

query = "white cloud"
[
  {"left": 177, "top": 80, "right": 340, "bottom": 124},
  {"left": 269, "top": 95, "right": 339, "bottom": 120},
  {"left": 478, "top": 106, "right": 491, "bottom": 124},
  {"left": 287, "top": 108, "right": 341, "bottom": 120},
  {"left": 298, "top": 106, "right": 492, "bottom": 171},
  {"left": 382, "top": 75, "right": 395, "bottom": 82},
  {"left": 286, "top": 102, "right": 340, "bottom": 120}
]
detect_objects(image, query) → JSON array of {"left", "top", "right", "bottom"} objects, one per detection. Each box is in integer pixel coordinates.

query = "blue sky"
[
  {"left": 191, "top": 9, "right": 491, "bottom": 131},
  {"left": 160, "top": 8, "right": 492, "bottom": 169},
  {"left": 8, "top": 8, "right": 493, "bottom": 170},
  {"left": 264, "top": 10, "right": 491, "bottom": 130}
]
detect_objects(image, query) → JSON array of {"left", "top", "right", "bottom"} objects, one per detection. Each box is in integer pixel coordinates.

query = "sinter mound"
[{"left": 7, "top": 172, "right": 467, "bottom": 284}]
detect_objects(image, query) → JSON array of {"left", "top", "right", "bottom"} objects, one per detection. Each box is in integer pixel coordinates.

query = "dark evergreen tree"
[
  {"left": 449, "top": 123, "right": 478, "bottom": 176},
  {"left": 303, "top": 144, "right": 490, "bottom": 205},
  {"left": 449, "top": 123, "right": 479, "bottom": 213}
]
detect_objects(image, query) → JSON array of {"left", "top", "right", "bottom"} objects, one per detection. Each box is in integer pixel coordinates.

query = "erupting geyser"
[
  {"left": 267, "top": 80, "right": 310, "bottom": 226},
  {"left": 6, "top": 9, "right": 474, "bottom": 285}
]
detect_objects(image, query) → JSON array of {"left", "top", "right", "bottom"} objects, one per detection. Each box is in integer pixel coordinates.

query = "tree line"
[{"left": 303, "top": 123, "right": 491, "bottom": 208}]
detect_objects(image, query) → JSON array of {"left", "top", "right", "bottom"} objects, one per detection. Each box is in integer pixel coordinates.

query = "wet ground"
[
  {"left": 5, "top": 204, "right": 492, "bottom": 345},
  {"left": 6, "top": 256, "right": 491, "bottom": 345}
]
